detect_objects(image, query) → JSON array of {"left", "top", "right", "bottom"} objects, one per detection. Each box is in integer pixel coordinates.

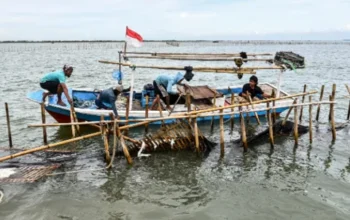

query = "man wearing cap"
[
  {"left": 40, "top": 64, "right": 74, "bottom": 106},
  {"left": 239, "top": 75, "right": 270, "bottom": 100},
  {"left": 95, "top": 85, "right": 130, "bottom": 116},
  {"left": 153, "top": 66, "right": 194, "bottom": 109}
]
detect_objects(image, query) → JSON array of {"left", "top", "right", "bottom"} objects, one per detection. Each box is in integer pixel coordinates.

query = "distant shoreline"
[{"left": 0, "top": 40, "right": 349, "bottom": 44}]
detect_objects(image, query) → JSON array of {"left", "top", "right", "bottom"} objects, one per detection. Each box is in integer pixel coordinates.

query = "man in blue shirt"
[
  {"left": 95, "top": 85, "right": 130, "bottom": 116},
  {"left": 153, "top": 67, "right": 194, "bottom": 109},
  {"left": 40, "top": 65, "right": 73, "bottom": 106}
]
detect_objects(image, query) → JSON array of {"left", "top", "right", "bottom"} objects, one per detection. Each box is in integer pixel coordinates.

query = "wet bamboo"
[
  {"left": 315, "top": 85, "right": 325, "bottom": 121},
  {"left": 330, "top": 95, "right": 336, "bottom": 141},
  {"left": 282, "top": 99, "right": 298, "bottom": 126},
  {"left": 28, "top": 100, "right": 335, "bottom": 128},
  {"left": 329, "top": 84, "right": 336, "bottom": 121},
  {"left": 106, "top": 113, "right": 117, "bottom": 169},
  {"left": 248, "top": 95, "right": 260, "bottom": 125},
  {"left": 230, "top": 93, "right": 235, "bottom": 130},
  {"left": 118, "top": 51, "right": 122, "bottom": 72},
  {"left": 210, "top": 93, "right": 216, "bottom": 132},
  {"left": 345, "top": 84, "right": 350, "bottom": 120},
  {"left": 41, "top": 103, "right": 48, "bottom": 144},
  {"left": 122, "top": 51, "right": 273, "bottom": 56},
  {"left": 71, "top": 105, "right": 80, "bottom": 134},
  {"left": 294, "top": 105, "right": 299, "bottom": 146},
  {"left": 98, "top": 60, "right": 282, "bottom": 73},
  {"left": 299, "top": 84, "right": 307, "bottom": 122},
  {"left": 126, "top": 55, "right": 273, "bottom": 62},
  {"left": 145, "top": 95, "right": 149, "bottom": 133},
  {"left": 120, "top": 135, "right": 133, "bottom": 165},
  {"left": 0, "top": 131, "right": 101, "bottom": 163},
  {"left": 103, "top": 122, "right": 111, "bottom": 164},
  {"left": 5, "top": 102, "right": 13, "bottom": 148},
  {"left": 240, "top": 112, "right": 248, "bottom": 152},
  {"left": 267, "top": 102, "right": 274, "bottom": 147},
  {"left": 271, "top": 90, "right": 276, "bottom": 124},
  {"left": 70, "top": 107, "right": 76, "bottom": 138},
  {"left": 194, "top": 117, "right": 200, "bottom": 153},
  {"left": 156, "top": 95, "right": 165, "bottom": 126},
  {"left": 309, "top": 96, "right": 313, "bottom": 143},
  {"left": 220, "top": 109, "right": 225, "bottom": 157}
]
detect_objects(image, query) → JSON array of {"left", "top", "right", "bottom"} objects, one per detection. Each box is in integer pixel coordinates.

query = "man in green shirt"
[{"left": 40, "top": 65, "right": 73, "bottom": 106}]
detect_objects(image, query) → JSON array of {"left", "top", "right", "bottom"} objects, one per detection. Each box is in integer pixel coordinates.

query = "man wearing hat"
[
  {"left": 240, "top": 75, "right": 270, "bottom": 100},
  {"left": 153, "top": 66, "right": 194, "bottom": 109},
  {"left": 95, "top": 85, "right": 130, "bottom": 116},
  {"left": 40, "top": 64, "right": 74, "bottom": 106}
]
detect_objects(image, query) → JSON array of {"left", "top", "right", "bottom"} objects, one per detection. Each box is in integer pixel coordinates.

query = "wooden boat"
[{"left": 27, "top": 83, "right": 292, "bottom": 124}]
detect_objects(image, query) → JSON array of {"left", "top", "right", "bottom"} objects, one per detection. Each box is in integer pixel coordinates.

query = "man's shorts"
[
  {"left": 40, "top": 81, "right": 60, "bottom": 94},
  {"left": 153, "top": 81, "right": 169, "bottom": 98}
]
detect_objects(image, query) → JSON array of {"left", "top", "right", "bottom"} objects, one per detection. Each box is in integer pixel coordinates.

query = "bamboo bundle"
[
  {"left": 98, "top": 60, "right": 287, "bottom": 74},
  {"left": 125, "top": 55, "right": 273, "bottom": 62},
  {"left": 122, "top": 52, "right": 273, "bottom": 57}
]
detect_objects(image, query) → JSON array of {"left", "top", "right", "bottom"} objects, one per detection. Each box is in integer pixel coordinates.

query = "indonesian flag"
[{"left": 125, "top": 26, "right": 143, "bottom": 47}]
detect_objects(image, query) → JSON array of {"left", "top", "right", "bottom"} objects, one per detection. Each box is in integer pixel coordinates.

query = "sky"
[{"left": 1, "top": 0, "right": 350, "bottom": 40}]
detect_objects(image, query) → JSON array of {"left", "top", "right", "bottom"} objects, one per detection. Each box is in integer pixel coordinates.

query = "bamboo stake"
[
  {"left": 248, "top": 95, "right": 260, "bottom": 125},
  {"left": 102, "top": 122, "right": 111, "bottom": 164},
  {"left": 145, "top": 95, "right": 149, "bottom": 133},
  {"left": 118, "top": 51, "right": 122, "bottom": 72},
  {"left": 329, "top": 84, "right": 336, "bottom": 121},
  {"left": 122, "top": 51, "right": 273, "bottom": 56},
  {"left": 294, "top": 105, "right": 299, "bottom": 146},
  {"left": 210, "top": 93, "right": 216, "bottom": 132},
  {"left": 282, "top": 99, "right": 298, "bottom": 126},
  {"left": 106, "top": 113, "right": 117, "bottom": 169},
  {"left": 120, "top": 135, "right": 133, "bottom": 164},
  {"left": 41, "top": 103, "right": 48, "bottom": 144},
  {"left": 345, "top": 84, "right": 350, "bottom": 120},
  {"left": 124, "top": 96, "right": 130, "bottom": 135},
  {"left": 194, "top": 117, "right": 200, "bottom": 153},
  {"left": 299, "top": 84, "right": 307, "bottom": 122},
  {"left": 330, "top": 95, "right": 336, "bottom": 141},
  {"left": 5, "top": 102, "right": 13, "bottom": 148},
  {"left": 230, "top": 93, "right": 235, "bottom": 130},
  {"left": 126, "top": 55, "right": 273, "bottom": 62},
  {"left": 71, "top": 105, "right": 80, "bottom": 134},
  {"left": 267, "top": 102, "right": 274, "bottom": 148},
  {"left": 220, "top": 109, "right": 225, "bottom": 157},
  {"left": 316, "top": 85, "right": 325, "bottom": 121},
  {"left": 28, "top": 100, "right": 335, "bottom": 128},
  {"left": 309, "top": 96, "right": 313, "bottom": 143},
  {"left": 271, "top": 90, "right": 276, "bottom": 124},
  {"left": 98, "top": 60, "right": 283, "bottom": 74},
  {"left": 156, "top": 95, "right": 165, "bottom": 126},
  {"left": 70, "top": 107, "right": 76, "bottom": 138},
  {"left": 0, "top": 131, "right": 101, "bottom": 163},
  {"left": 240, "top": 111, "right": 248, "bottom": 152}
]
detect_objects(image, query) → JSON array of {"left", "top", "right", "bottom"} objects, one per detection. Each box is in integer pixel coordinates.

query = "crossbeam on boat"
[
  {"left": 122, "top": 52, "right": 273, "bottom": 57},
  {"left": 124, "top": 55, "right": 274, "bottom": 62}
]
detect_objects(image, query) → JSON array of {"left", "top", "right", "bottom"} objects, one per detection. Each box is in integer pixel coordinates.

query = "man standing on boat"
[
  {"left": 240, "top": 75, "right": 270, "bottom": 100},
  {"left": 153, "top": 66, "right": 194, "bottom": 109},
  {"left": 40, "top": 65, "right": 73, "bottom": 106},
  {"left": 95, "top": 85, "right": 131, "bottom": 116}
]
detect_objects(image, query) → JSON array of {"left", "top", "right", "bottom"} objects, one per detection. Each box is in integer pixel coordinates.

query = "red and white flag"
[{"left": 125, "top": 26, "right": 143, "bottom": 47}]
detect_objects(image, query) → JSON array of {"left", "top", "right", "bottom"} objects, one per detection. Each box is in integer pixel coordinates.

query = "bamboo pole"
[
  {"left": 248, "top": 95, "right": 260, "bottom": 125},
  {"left": 124, "top": 96, "right": 130, "bottom": 135},
  {"left": 118, "top": 51, "right": 122, "bottom": 72},
  {"left": 120, "top": 135, "right": 133, "bottom": 165},
  {"left": 0, "top": 131, "right": 101, "bottom": 163},
  {"left": 106, "top": 113, "right": 117, "bottom": 169},
  {"left": 71, "top": 105, "right": 80, "bottom": 134},
  {"left": 210, "top": 93, "right": 216, "bottom": 132},
  {"left": 267, "top": 102, "right": 274, "bottom": 148},
  {"left": 219, "top": 109, "right": 225, "bottom": 157},
  {"left": 294, "top": 105, "right": 299, "bottom": 146},
  {"left": 329, "top": 84, "right": 336, "bottom": 121},
  {"left": 194, "top": 117, "right": 200, "bottom": 153},
  {"left": 98, "top": 60, "right": 283, "bottom": 74},
  {"left": 230, "top": 93, "right": 235, "bottom": 130},
  {"left": 28, "top": 100, "right": 335, "bottom": 128},
  {"left": 186, "top": 93, "right": 192, "bottom": 124},
  {"left": 156, "top": 95, "right": 165, "bottom": 126},
  {"left": 125, "top": 55, "right": 273, "bottom": 62},
  {"left": 41, "top": 103, "right": 48, "bottom": 144},
  {"left": 145, "top": 95, "right": 149, "bottom": 133},
  {"left": 282, "top": 99, "right": 298, "bottom": 126},
  {"left": 345, "top": 84, "right": 350, "bottom": 120},
  {"left": 70, "top": 107, "right": 76, "bottom": 138},
  {"left": 315, "top": 85, "right": 325, "bottom": 121},
  {"left": 102, "top": 122, "right": 111, "bottom": 164},
  {"left": 5, "top": 102, "right": 13, "bottom": 148},
  {"left": 330, "top": 95, "right": 336, "bottom": 141},
  {"left": 122, "top": 51, "right": 273, "bottom": 56},
  {"left": 271, "top": 90, "right": 276, "bottom": 124},
  {"left": 299, "top": 84, "right": 307, "bottom": 122},
  {"left": 309, "top": 96, "right": 313, "bottom": 143},
  {"left": 240, "top": 111, "right": 248, "bottom": 152}
]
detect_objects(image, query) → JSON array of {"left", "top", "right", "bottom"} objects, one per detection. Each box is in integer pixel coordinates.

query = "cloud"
[{"left": 0, "top": 0, "right": 349, "bottom": 40}]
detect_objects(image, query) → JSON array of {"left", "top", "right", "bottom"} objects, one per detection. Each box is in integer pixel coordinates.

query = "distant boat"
[
  {"left": 166, "top": 41, "right": 180, "bottom": 47},
  {"left": 212, "top": 40, "right": 219, "bottom": 43}
]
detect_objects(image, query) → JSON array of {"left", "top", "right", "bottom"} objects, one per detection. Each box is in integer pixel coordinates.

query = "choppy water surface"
[{"left": 0, "top": 42, "right": 350, "bottom": 219}]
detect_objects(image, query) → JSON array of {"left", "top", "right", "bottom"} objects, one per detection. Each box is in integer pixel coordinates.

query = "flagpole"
[{"left": 123, "top": 26, "right": 128, "bottom": 55}]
